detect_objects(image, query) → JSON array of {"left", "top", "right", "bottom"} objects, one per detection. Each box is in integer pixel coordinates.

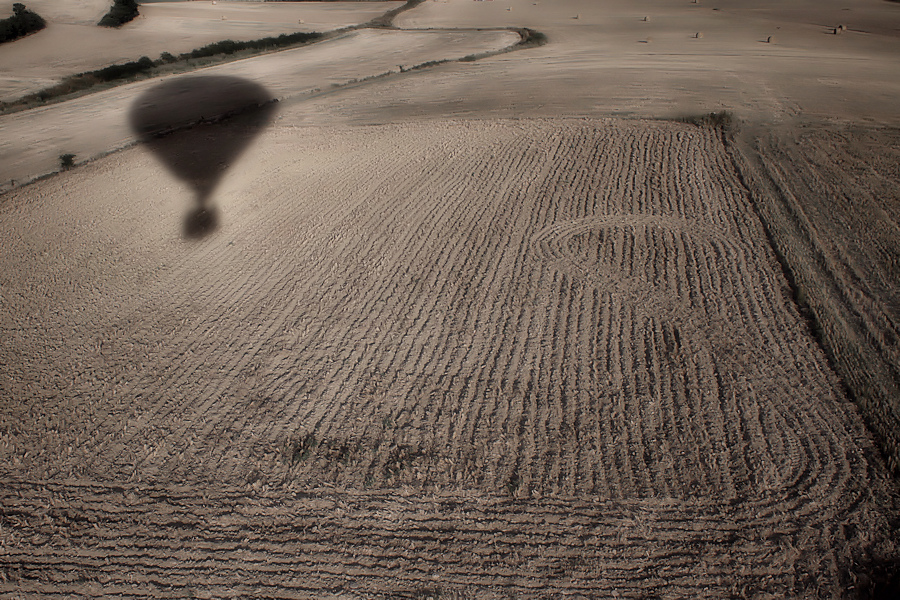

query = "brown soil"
[
  {"left": 2, "top": 0, "right": 900, "bottom": 597},
  {"left": 735, "top": 125, "right": 900, "bottom": 473},
  {"left": 2, "top": 119, "right": 898, "bottom": 597}
]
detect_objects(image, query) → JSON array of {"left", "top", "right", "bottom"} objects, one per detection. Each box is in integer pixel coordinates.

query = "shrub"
[
  {"left": 410, "top": 59, "right": 448, "bottom": 71},
  {"left": 59, "top": 154, "right": 75, "bottom": 170},
  {"left": 0, "top": 3, "right": 46, "bottom": 44},
  {"left": 96, "top": 56, "right": 154, "bottom": 81},
  {"left": 517, "top": 28, "right": 548, "bottom": 48},
  {"left": 98, "top": 0, "right": 139, "bottom": 28},
  {"left": 158, "top": 52, "right": 177, "bottom": 64},
  {"left": 679, "top": 110, "right": 736, "bottom": 132}
]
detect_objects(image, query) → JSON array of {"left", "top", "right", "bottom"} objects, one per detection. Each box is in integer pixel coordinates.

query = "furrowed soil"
[
  {"left": 3, "top": 0, "right": 900, "bottom": 597},
  {"left": 1, "top": 119, "right": 897, "bottom": 597},
  {"left": 735, "top": 125, "right": 900, "bottom": 473}
]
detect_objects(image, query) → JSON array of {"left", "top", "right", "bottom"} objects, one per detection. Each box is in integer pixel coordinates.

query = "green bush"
[
  {"left": 98, "top": 0, "right": 139, "bottom": 28},
  {"left": 0, "top": 3, "right": 46, "bottom": 44}
]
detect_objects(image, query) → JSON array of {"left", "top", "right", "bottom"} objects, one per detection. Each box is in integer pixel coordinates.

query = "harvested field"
[
  {"left": 0, "top": 28, "right": 519, "bottom": 190},
  {"left": 736, "top": 126, "right": 900, "bottom": 472},
  {"left": 388, "top": 0, "right": 900, "bottom": 125},
  {"left": 1, "top": 118, "right": 897, "bottom": 597},
  {"left": 0, "top": 1, "right": 404, "bottom": 101},
  {"left": 3, "top": 0, "right": 900, "bottom": 596}
]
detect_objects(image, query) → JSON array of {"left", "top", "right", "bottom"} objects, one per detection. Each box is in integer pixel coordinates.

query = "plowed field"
[
  {"left": 1, "top": 119, "right": 896, "bottom": 597},
  {"left": 738, "top": 125, "right": 900, "bottom": 476}
]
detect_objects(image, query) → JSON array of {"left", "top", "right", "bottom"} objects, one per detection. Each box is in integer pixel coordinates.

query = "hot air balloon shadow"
[{"left": 130, "top": 76, "right": 277, "bottom": 239}]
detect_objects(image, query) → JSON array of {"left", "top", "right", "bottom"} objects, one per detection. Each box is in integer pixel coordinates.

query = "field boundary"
[
  {"left": 726, "top": 126, "right": 900, "bottom": 474},
  {"left": 0, "top": 478, "right": 860, "bottom": 597},
  {"left": 0, "top": 0, "right": 546, "bottom": 116}
]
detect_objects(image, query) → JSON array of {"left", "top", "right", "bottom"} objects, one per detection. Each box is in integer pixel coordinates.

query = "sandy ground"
[
  {"left": 2, "top": 0, "right": 900, "bottom": 597},
  {"left": 0, "top": 1, "right": 403, "bottom": 101}
]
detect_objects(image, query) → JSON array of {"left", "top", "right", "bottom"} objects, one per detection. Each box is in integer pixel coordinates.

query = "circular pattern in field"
[
  {"left": 532, "top": 212, "right": 843, "bottom": 503},
  {"left": 0, "top": 119, "right": 894, "bottom": 598},
  {"left": 532, "top": 213, "right": 737, "bottom": 310}
]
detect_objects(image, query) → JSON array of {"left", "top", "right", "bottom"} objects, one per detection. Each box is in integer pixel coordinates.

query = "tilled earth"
[{"left": 1, "top": 119, "right": 897, "bottom": 597}]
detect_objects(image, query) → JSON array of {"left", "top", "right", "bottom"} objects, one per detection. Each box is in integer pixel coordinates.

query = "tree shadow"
[{"left": 130, "top": 76, "right": 277, "bottom": 239}]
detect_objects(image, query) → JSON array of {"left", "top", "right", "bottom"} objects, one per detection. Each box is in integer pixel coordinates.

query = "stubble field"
[
  {"left": 0, "top": 1, "right": 404, "bottom": 101},
  {"left": 1, "top": 0, "right": 900, "bottom": 598}
]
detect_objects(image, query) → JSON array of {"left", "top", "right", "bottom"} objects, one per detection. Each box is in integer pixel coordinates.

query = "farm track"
[{"left": 1, "top": 120, "right": 897, "bottom": 596}]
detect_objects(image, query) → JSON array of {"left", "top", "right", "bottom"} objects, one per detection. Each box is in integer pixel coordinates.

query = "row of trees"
[
  {"left": 0, "top": 3, "right": 45, "bottom": 44},
  {"left": 177, "top": 32, "right": 323, "bottom": 60}
]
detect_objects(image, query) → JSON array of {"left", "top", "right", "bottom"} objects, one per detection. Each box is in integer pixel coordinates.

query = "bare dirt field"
[
  {"left": 1, "top": 0, "right": 900, "bottom": 598},
  {"left": 3, "top": 117, "right": 897, "bottom": 598},
  {"left": 737, "top": 125, "right": 900, "bottom": 473}
]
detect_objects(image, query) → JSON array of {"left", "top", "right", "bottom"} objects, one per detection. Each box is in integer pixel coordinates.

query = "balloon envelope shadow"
[{"left": 130, "top": 76, "right": 276, "bottom": 239}]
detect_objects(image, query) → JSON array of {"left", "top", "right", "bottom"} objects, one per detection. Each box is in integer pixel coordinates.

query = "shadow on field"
[
  {"left": 840, "top": 553, "right": 900, "bottom": 600},
  {"left": 129, "top": 76, "right": 277, "bottom": 239}
]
